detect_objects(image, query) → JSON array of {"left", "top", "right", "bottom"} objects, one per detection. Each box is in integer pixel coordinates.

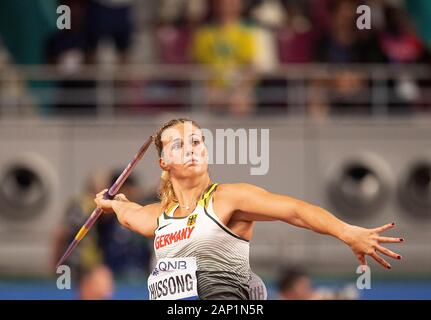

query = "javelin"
[{"left": 56, "top": 135, "right": 154, "bottom": 269}]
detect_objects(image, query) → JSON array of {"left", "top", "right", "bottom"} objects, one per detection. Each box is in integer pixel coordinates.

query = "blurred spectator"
[
  {"left": 315, "top": 0, "right": 386, "bottom": 64},
  {"left": 77, "top": 264, "right": 114, "bottom": 300},
  {"left": 277, "top": 266, "right": 315, "bottom": 300},
  {"left": 308, "top": 0, "right": 332, "bottom": 36},
  {"left": 405, "top": 0, "right": 431, "bottom": 51},
  {"left": 156, "top": 0, "right": 206, "bottom": 63},
  {"left": 254, "top": 0, "right": 314, "bottom": 114},
  {"left": 308, "top": 0, "right": 386, "bottom": 117},
  {"left": 248, "top": 0, "right": 286, "bottom": 29},
  {"left": 46, "top": 0, "right": 97, "bottom": 116},
  {"left": 0, "top": 0, "right": 58, "bottom": 65},
  {"left": 0, "top": 37, "right": 37, "bottom": 116},
  {"left": 191, "top": 0, "right": 258, "bottom": 115},
  {"left": 52, "top": 169, "right": 109, "bottom": 299},
  {"left": 379, "top": 5, "right": 427, "bottom": 64},
  {"left": 86, "top": 0, "right": 135, "bottom": 64},
  {"left": 137, "top": 0, "right": 208, "bottom": 113},
  {"left": 277, "top": 266, "right": 359, "bottom": 300},
  {"left": 0, "top": 0, "right": 58, "bottom": 116},
  {"left": 154, "top": 0, "right": 205, "bottom": 98},
  {"left": 276, "top": 1, "right": 315, "bottom": 64},
  {"left": 84, "top": 0, "right": 135, "bottom": 112},
  {"left": 47, "top": 0, "right": 89, "bottom": 64},
  {"left": 159, "top": 0, "right": 207, "bottom": 26},
  {"left": 213, "top": 0, "right": 280, "bottom": 114},
  {"left": 156, "top": 25, "right": 193, "bottom": 65},
  {"left": 378, "top": 5, "right": 427, "bottom": 111}
]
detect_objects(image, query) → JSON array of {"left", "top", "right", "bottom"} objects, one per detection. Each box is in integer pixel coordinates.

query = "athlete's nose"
[{"left": 184, "top": 142, "right": 194, "bottom": 157}]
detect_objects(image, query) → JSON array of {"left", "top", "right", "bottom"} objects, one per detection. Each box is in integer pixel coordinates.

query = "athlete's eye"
[
  {"left": 192, "top": 138, "right": 201, "bottom": 146},
  {"left": 172, "top": 141, "right": 182, "bottom": 150}
]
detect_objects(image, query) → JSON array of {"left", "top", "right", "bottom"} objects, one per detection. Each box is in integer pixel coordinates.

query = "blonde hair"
[{"left": 154, "top": 118, "right": 203, "bottom": 210}]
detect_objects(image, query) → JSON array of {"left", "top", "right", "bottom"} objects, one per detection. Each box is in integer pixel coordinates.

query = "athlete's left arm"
[{"left": 223, "top": 183, "right": 404, "bottom": 269}]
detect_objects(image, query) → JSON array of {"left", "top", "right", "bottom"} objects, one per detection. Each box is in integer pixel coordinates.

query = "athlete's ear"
[{"left": 159, "top": 155, "right": 169, "bottom": 171}]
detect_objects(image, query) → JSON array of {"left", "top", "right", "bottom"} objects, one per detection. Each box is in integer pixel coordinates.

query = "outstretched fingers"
[
  {"left": 370, "top": 251, "right": 391, "bottom": 269},
  {"left": 372, "top": 222, "right": 395, "bottom": 234},
  {"left": 357, "top": 254, "right": 367, "bottom": 272},
  {"left": 375, "top": 244, "right": 402, "bottom": 260},
  {"left": 377, "top": 236, "right": 404, "bottom": 244}
]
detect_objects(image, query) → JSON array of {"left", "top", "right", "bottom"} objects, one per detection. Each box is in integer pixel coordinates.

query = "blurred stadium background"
[{"left": 0, "top": 0, "right": 430, "bottom": 299}]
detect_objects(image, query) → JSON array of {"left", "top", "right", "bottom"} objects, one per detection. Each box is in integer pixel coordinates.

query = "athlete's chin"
[{"left": 183, "top": 163, "right": 207, "bottom": 175}]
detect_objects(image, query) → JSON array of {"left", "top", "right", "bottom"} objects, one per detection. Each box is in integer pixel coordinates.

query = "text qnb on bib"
[{"left": 148, "top": 257, "right": 199, "bottom": 300}]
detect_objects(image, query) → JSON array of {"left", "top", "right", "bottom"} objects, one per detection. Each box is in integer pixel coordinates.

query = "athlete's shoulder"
[
  {"left": 141, "top": 202, "right": 163, "bottom": 218},
  {"left": 214, "top": 183, "right": 263, "bottom": 204},
  {"left": 216, "top": 182, "right": 261, "bottom": 192}
]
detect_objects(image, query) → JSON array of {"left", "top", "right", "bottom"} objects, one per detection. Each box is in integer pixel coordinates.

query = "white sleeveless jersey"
[{"left": 153, "top": 183, "right": 251, "bottom": 299}]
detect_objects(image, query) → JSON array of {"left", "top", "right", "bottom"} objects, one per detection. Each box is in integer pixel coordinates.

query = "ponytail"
[{"left": 158, "top": 170, "right": 178, "bottom": 211}]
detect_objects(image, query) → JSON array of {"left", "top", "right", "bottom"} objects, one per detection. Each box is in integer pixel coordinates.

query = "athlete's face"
[{"left": 159, "top": 123, "right": 208, "bottom": 178}]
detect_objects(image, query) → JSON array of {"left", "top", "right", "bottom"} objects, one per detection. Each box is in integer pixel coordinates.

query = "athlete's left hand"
[{"left": 342, "top": 222, "right": 404, "bottom": 269}]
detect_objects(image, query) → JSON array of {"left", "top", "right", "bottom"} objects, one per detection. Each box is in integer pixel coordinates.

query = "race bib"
[{"left": 148, "top": 257, "right": 199, "bottom": 300}]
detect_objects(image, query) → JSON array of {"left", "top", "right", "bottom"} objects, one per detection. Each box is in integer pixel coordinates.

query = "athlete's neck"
[{"left": 170, "top": 174, "right": 212, "bottom": 212}]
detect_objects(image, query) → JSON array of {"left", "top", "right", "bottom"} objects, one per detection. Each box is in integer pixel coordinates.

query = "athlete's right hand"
[
  {"left": 95, "top": 189, "right": 114, "bottom": 213},
  {"left": 95, "top": 189, "right": 130, "bottom": 213}
]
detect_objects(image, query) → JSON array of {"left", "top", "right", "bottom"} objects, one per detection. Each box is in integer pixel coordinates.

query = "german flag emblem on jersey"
[{"left": 187, "top": 214, "right": 198, "bottom": 226}]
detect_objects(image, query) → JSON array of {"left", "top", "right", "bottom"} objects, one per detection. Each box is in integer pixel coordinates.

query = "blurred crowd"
[
  {"left": 276, "top": 266, "right": 359, "bottom": 300},
  {"left": 1, "top": 0, "right": 431, "bottom": 116}
]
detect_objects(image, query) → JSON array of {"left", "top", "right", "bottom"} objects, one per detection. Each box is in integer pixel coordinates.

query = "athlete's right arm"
[{"left": 95, "top": 189, "right": 161, "bottom": 238}]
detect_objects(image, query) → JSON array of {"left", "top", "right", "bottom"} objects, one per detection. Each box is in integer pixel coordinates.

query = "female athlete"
[{"left": 95, "top": 118, "right": 404, "bottom": 300}]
